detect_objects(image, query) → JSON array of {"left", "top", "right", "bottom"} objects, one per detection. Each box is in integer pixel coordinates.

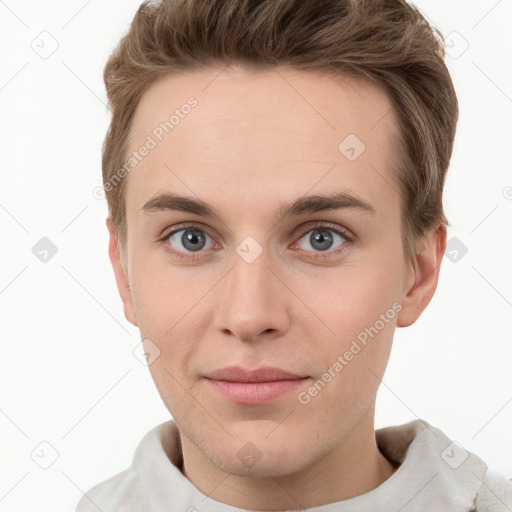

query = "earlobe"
[
  {"left": 396, "top": 224, "right": 447, "bottom": 328},
  {"left": 106, "top": 217, "right": 139, "bottom": 327}
]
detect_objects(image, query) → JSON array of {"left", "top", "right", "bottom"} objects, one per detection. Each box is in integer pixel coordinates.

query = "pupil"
[
  {"left": 312, "top": 229, "right": 333, "bottom": 251},
  {"left": 183, "top": 230, "right": 205, "bottom": 252}
]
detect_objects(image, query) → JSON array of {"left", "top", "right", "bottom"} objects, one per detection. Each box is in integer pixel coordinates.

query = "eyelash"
[{"left": 157, "top": 221, "right": 353, "bottom": 261}]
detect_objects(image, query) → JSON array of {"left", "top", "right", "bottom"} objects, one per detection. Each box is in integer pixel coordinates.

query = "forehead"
[{"left": 126, "top": 65, "right": 401, "bottom": 218}]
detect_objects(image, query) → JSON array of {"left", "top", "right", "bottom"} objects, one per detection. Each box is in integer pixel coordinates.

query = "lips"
[
  {"left": 203, "top": 366, "right": 310, "bottom": 405},
  {"left": 203, "top": 365, "right": 307, "bottom": 383}
]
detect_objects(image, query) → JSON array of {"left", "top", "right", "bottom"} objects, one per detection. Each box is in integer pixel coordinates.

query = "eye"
[
  {"left": 159, "top": 224, "right": 216, "bottom": 259},
  {"left": 294, "top": 222, "right": 350, "bottom": 257}
]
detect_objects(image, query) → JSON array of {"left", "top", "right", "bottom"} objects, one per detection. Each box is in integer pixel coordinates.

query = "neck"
[{"left": 180, "top": 405, "right": 399, "bottom": 510}]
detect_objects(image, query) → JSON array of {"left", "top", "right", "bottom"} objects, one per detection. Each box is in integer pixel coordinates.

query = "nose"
[{"left": 213, "top": 244, "right": 290, "bottom": 343}]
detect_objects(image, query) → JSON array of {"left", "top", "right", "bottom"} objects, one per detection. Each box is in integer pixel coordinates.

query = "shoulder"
[
  {"left": 76, "top": 421, "right": 176, "bottom": 512},
  {"left": 75, "top": 467, "right": 149, "bottom": 512},
  {"left": 75, "top": 420, "right": 178, "bottom": 511},
  {"left": 474, "top": 470, "right": 512, "bottom": 511}
]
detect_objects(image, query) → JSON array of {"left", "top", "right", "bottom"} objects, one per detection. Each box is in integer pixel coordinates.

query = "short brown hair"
[{"left": 102, "top": 0, "right": 458, "bottom": 268}]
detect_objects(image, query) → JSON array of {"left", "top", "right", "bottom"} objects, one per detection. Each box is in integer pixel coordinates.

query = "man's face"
[{"left": 114, "top": 66, "right": 416, "bottom": 477}]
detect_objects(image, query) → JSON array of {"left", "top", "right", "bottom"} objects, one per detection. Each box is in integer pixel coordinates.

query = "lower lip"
[{"left": 205, "top": 378, "right": 310, "bottom": 405}]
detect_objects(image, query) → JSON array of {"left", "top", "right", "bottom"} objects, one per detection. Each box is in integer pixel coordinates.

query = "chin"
[
  {"left": 206, "top": 430, "right": 315, "bottom": 479},
  {"left": 216, "top": 448, "right": 310, "bottom": 479}
]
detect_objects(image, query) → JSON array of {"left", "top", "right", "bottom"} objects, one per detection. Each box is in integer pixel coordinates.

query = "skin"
[{"left": 107, "top": 65, "right": 446, "bottom": 510}]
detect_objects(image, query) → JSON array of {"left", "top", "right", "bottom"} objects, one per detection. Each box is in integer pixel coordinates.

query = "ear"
[
  {"left": 106, "top": 217, "right": 138, "bottom": 327},
  {"left": 396, "top": 224, "right": 447, "bottom": 328}
]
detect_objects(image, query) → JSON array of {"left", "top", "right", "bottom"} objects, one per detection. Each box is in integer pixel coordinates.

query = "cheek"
[
  {"left": 296, "top": 260, "right": 401, "bottom": 339},
  {"left": 129, "top": 246, "right": 197, "bottom": 325},
  {"left": 129, "top": 255, "right": 209, "bottom": 370},
  {"left": 291, "top": 261, "right": 399, "bottom": 393},
  {"left": 301, "top": 288, "right": 396, "bottom": 424}
]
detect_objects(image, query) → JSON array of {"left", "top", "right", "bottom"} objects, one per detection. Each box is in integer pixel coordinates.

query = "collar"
[{"left": 131, "top": 418, "right": 488, "bottom": 511}]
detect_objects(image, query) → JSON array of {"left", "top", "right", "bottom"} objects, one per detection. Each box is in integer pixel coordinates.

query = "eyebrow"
[{"left": 141, "top": 191, "right": 376, "bottom": 221}]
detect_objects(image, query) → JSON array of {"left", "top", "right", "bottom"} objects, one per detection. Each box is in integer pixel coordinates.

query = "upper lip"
[{"left": 204, "top": 366, "right": 308, "bottom": 383}]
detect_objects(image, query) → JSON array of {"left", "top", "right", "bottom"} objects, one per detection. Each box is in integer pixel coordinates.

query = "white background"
[{"left": 0, "top": 1, "right": 511, "bottom": 510}]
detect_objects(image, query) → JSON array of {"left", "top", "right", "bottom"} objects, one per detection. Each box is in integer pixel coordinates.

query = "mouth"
[
  {"left": 203, "top": 366, "right": 311, "bottom": 405},
  {"left": 203, "top": 365, "right": 308, "bottom": 382}
]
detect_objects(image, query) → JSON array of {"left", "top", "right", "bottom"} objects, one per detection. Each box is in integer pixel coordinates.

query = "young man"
[{"left": 77, "top": 0, "right": 512, "bottom": 510}]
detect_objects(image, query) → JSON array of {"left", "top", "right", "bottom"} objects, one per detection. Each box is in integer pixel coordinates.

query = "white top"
[{"left": 76, "top": 418, "right": 512, "bottom": 511}]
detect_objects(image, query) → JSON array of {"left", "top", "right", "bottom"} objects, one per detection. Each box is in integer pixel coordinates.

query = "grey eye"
[
  {"left": 168, "top": 229, "right": 212, "bottom": 252},
  {"left": 297, "top": 228, "right": 346, "bottom": 252}
]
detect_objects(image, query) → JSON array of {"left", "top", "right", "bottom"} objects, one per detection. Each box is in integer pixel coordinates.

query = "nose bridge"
[{"left": 214, "top": 238, "right": 289, "bottom": 340}]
